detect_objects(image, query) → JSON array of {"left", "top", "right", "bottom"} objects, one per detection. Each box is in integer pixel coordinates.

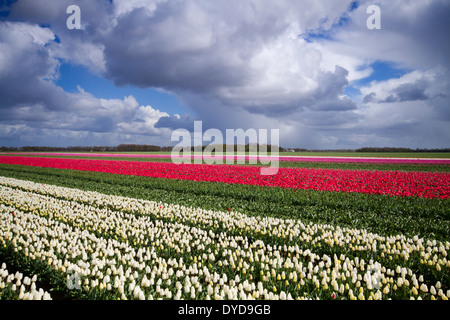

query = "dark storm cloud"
[
  {"left": 242, "top": 66, "right": 357, "bottom": 118},
  {"left": 0, "top": 21, "right": 69, "bottom": 115},
  {"left": 362, "top": 92, "right": 377, "bottom": 104},
  {"left": 382, "top": 0, "right": 450, "bottom": 70},
  {"left": 100, "top": 1, "right": 289, "bottom": 91},
  {"left": 97, "top": 0, "right": 363, "bottom": 126},
  {"left": 385, "top": 82, "right": 429, "bottom": 103},
  {"left": 155, "top": 113, "right": 197, "bottom": 131},
  {"left": 362, "top": 79, "right": 436, "bottom": 104}
]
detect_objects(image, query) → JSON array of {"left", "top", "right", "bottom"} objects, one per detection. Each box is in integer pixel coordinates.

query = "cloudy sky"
[{"left": 0, "top": 0, "right": 449, "bottom": 149}]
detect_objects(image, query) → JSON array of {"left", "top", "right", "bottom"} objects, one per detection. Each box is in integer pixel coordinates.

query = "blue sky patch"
[
  {"left": 55, "top": 62, "right": 189, "bottom": 116},
  {"left": 345, "top": 60, "right": 412, "bottom": 98},
  {"left": 302, "top": 2, "right": 359, "bottom": 43}
]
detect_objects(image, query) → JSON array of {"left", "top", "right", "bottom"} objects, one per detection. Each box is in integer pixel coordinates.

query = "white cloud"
[
  {"left": 1, "top": 0, "right": 449, "bottom": 148},
  {"left": 359, "top": 70, "right": 435, "bottom": 102},
  {"left": 0, "top": 20, "right": 178, "bottom": 146}
]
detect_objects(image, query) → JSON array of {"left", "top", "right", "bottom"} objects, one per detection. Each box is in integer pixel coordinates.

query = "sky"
[{"left": 0, "top": 0, "right": 449, "bottom": 149}]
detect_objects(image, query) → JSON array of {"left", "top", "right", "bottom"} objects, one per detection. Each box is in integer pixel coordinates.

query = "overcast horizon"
[{"left": 1, "top": 0, "right": 449, "bottom": 149}]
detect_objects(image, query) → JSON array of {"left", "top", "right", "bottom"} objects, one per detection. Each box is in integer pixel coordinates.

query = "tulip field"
[{"left": 0, "top": 153, "right": 449, "bottom": 300}]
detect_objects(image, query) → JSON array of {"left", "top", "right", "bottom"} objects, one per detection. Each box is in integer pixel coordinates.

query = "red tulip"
[
  {"left": 7, "top": 152, "right": 450, "bottom": 165},
  {"left": 0, "top": 156, "right": 448, "bottom": 199}
]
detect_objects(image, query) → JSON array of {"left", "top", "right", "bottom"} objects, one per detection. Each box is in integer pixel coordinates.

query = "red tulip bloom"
[{"left": 0, "top": 156, "right": 448, "bottom": 199}]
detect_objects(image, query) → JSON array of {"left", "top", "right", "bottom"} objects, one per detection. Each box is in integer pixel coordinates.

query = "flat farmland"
[{"left": 0, "top": 152, "right": 449, "bottom": 300}]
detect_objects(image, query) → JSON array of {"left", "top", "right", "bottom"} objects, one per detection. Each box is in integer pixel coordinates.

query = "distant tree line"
[
  {"left": 1, "top": 145, "right": 449, "bottom": 153},
  {"left": 0, "top": 144, "right": 172, "bottom": 152},
  {"left": 116, "top": 144, "right": 171, "bottom": 152},
  {"left": 0, "top": 144, "right": 282, "bottom": 153},
  {"left": 301, "top": 149, "right": 357, "bottom": 153},
  {"left": 356, "top": 147, "right": 450, "bottom": 153},
  {"left": 186, "top": 144, "right": 281, "bottom": 153}
]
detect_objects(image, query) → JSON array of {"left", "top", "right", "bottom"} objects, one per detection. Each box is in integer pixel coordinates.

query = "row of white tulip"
[
  {"left": 0, "top": 176, "right": 448, "bottom": 300},
  {"left": 1, "top": 176, "right": 448, "bottom": 269},
  {"left": 0, "top": 262, "right": 52, "bottom": 300}
]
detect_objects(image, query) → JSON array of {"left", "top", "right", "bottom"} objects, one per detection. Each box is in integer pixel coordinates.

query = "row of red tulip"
[
  {"left": 3, "top": 152, "right": 450, "bottom": 164},
  {"left": 0, "top": 156, "right": 448, "bottom": 199}
]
